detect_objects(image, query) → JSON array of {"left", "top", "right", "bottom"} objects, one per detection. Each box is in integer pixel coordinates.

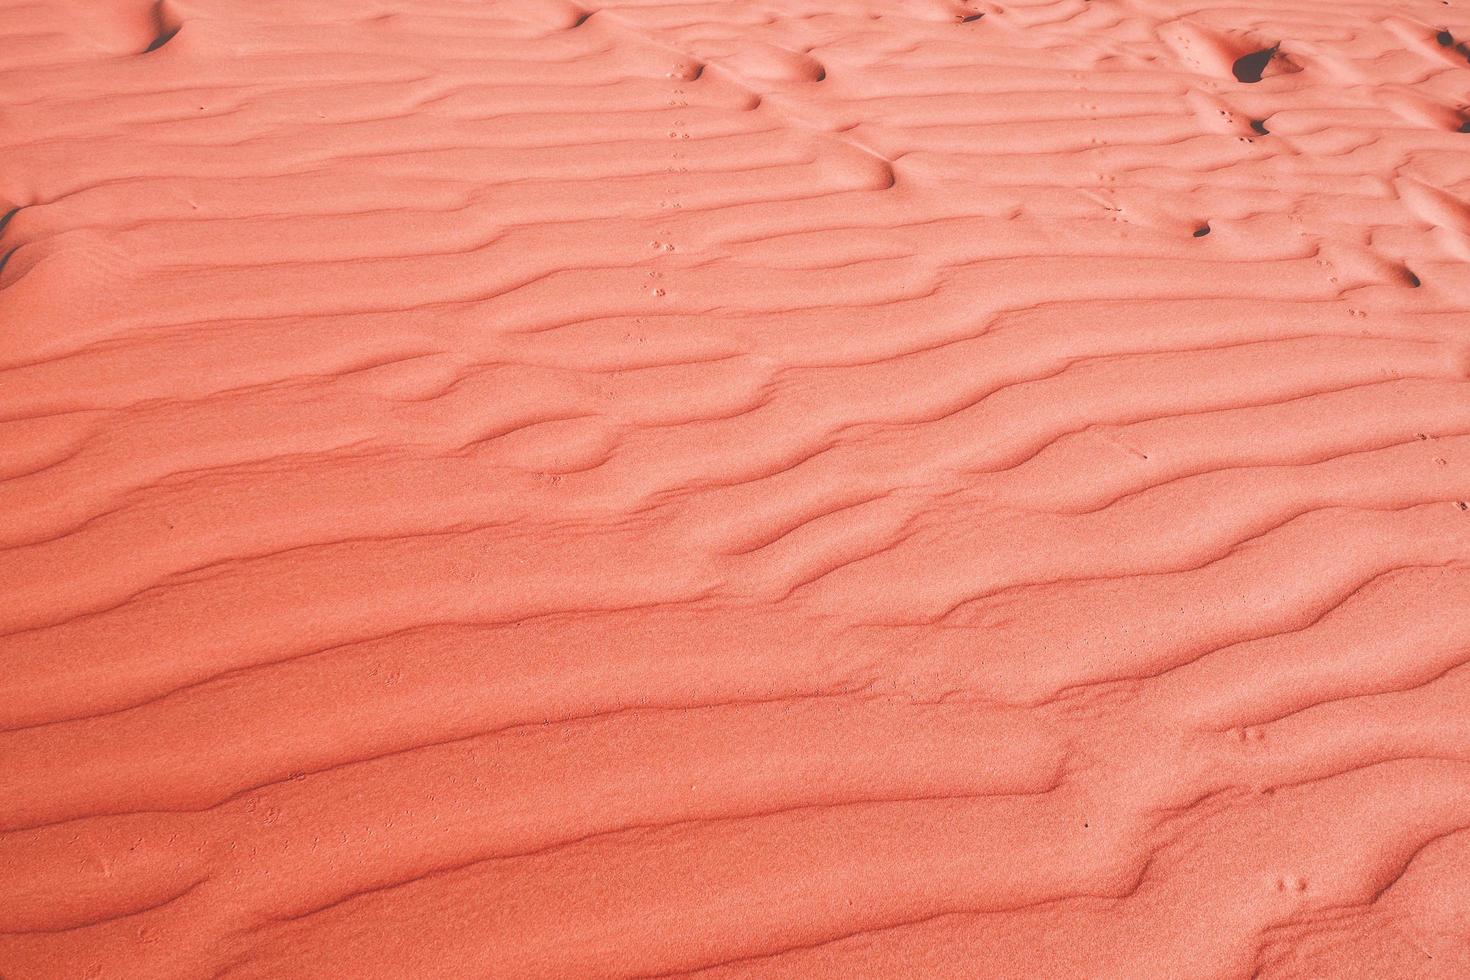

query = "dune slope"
[{"left": 2, "top": 0, "right": 1469, "bottom": 977}]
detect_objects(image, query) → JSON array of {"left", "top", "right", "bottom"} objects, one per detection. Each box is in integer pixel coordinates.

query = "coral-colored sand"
[{"left": 3, "top": 0, "right": 1470, "bottom": 976}]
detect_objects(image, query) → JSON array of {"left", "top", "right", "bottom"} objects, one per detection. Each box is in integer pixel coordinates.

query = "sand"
[{"left": 2, "top": 0, "right": 1469, "bottom": 977}]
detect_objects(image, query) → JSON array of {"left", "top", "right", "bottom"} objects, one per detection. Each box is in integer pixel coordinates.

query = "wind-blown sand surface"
[{"left": 2, "top": 0, "right": 1469, "bottom": 976}]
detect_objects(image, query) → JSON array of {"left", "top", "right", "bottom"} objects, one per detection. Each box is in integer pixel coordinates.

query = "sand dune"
[{"left": 2, "top": 0, "right": 1469, "bottom": 977}]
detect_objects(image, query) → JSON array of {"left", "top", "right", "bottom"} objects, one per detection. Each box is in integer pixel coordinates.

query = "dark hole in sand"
[
  {"left": 1193, "top": 225, "right": 1211, "bottom": 237},
  {"left": 144, "top": 25, "right": 180, "bottom": 52},
  {"left": 1232, "top": 47, "right": 1277, "bottom": 83},
  {"left": 1250, "top": 119, "right": 1269, "bottom": 135}
]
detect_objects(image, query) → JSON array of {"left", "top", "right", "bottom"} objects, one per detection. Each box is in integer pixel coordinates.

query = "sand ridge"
[{"left": 1, "top": 0, "right": 1469, "bottom": 977}]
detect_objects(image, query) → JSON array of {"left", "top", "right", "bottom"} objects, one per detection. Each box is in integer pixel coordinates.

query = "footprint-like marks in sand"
[
  {"left": 1161, "top": 22, "right": 1295, "bottom": 84},
  {"left": 1185, "top": 93, "right": 1271, "bottom": 142}
]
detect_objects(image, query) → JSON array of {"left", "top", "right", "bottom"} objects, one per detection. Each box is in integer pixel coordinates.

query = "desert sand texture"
[{"left": 2, "top": 0, "right": 1470, "bottom": 977}]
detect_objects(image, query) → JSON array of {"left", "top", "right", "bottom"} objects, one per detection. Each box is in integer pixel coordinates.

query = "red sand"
[{"left": 2, "top": 0, "right": 1470, "bottom": 977}]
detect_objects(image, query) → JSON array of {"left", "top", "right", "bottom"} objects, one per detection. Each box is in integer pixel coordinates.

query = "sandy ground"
[{"left": 2, "top": 0, "right": 1470, "bottom": 977}]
